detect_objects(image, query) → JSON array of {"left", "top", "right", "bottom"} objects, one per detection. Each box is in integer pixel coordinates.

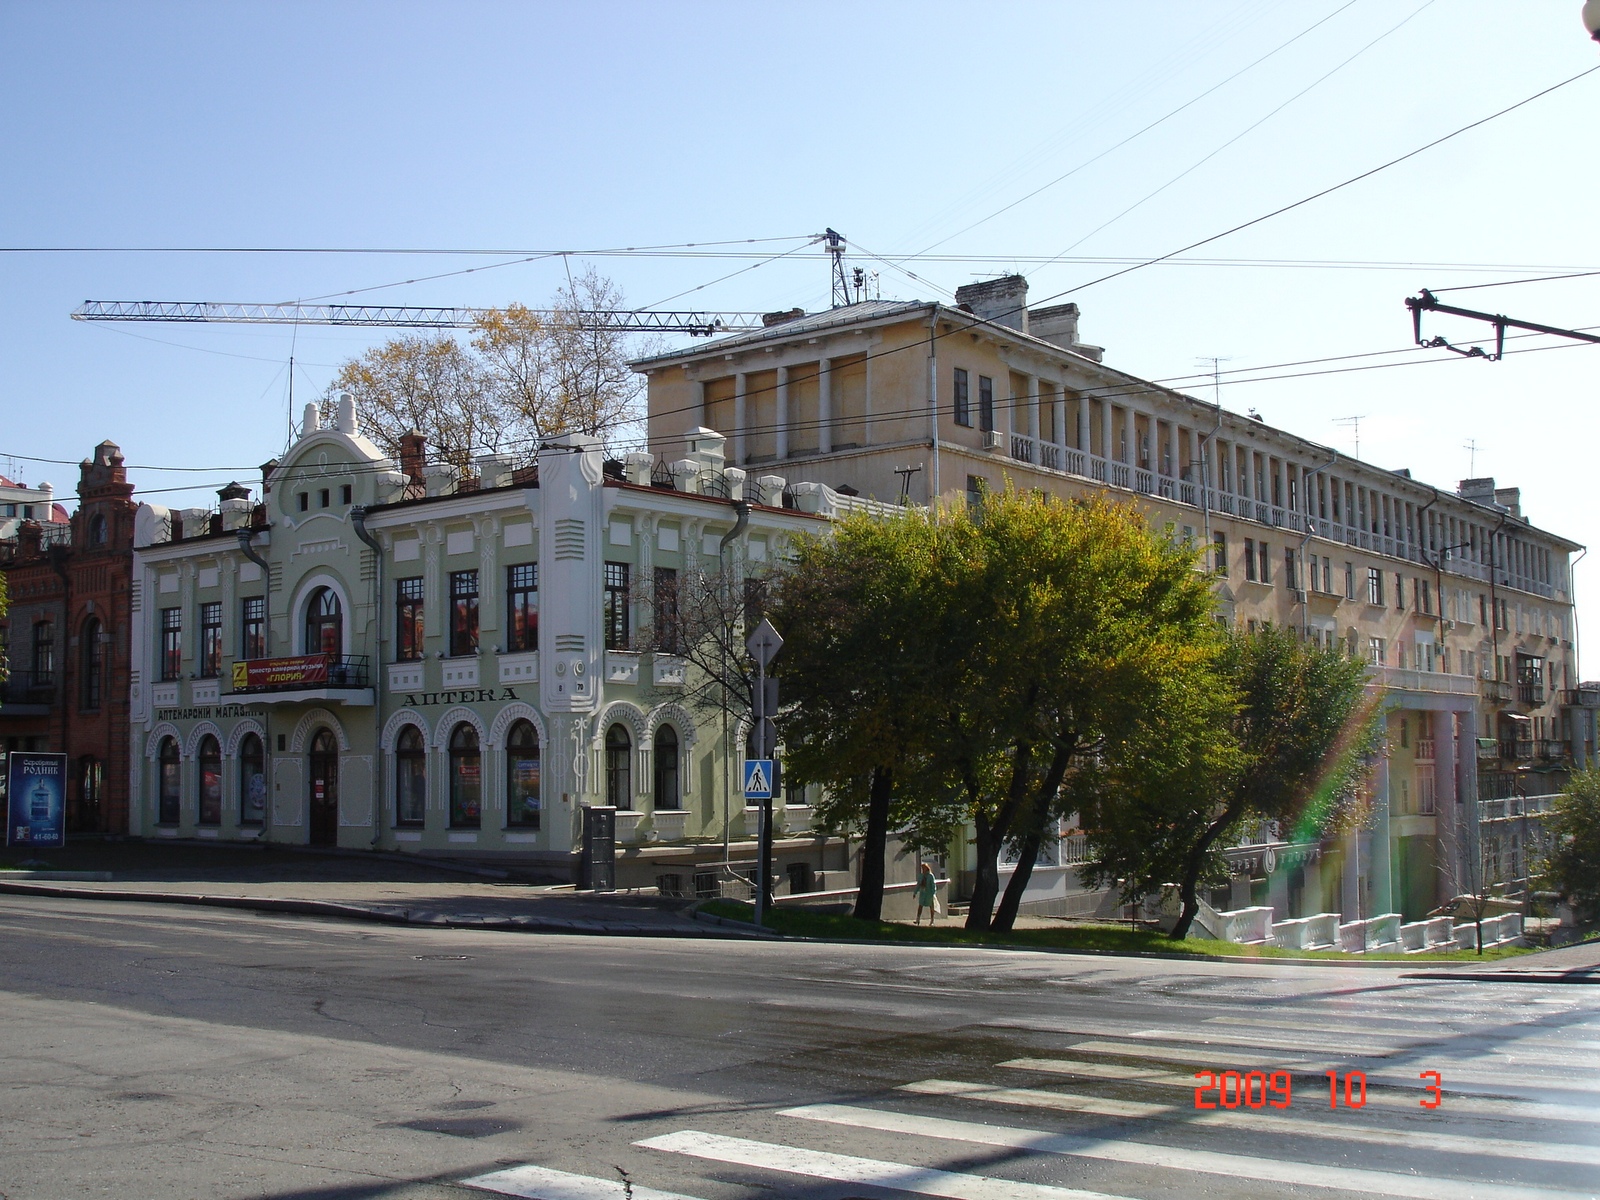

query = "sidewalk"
[
  {"left": 0, "top": 840, "right": 722, "bottom": 938},
  {"left": 1403, "top": 936, "right": 1600, "bottom": 984}
]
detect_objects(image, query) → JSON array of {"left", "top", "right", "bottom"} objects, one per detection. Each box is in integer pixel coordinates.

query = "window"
[
  {"left": 448, "top": 723, "right": 481, "bottom": 828},
  {"left": 89, "top": 513, "right": 107, "bottom": 546},
  {"left": 158, "top": 737, "right": 180, "bottom": 824},
  {"left": 505, "top": 720, "right": 541, "bottom": 829},
  {"left": 1368, "top": 637, "right": 1386, "bottom": 666},
  {"left": 79, "top": 756, "right": 102, "bottom": 824},
  {"left": 446, "top": 571, "right": 478, "bottom": 657},
  {"left": 1283, "top": 547, "right": 1297, "bottom": 591},
  {"left": 1344, "top": 562, "right": 1355, "bottom": 600},
  {"left": 605, "top": 723, "right": 632, "bottom": 809},
  {"left": 604, "top": 562, "right": 630, "bottom": 651},
  {"left": 317, "top": 488, "right": 330, "bottom": 508},
  {"left": 297, "top": 492, "right": 308, "bottom": 512},
  {"left": 199, "top": 602, "right": 222, "bottom": 678},
  {"left": 79, "top": 617, "right": 103, "bottom": 710},
  {"left": 1395, "top": 572, "right": 1404, "bottom": 610},
  {"left": 1257, "top": 541, "right": 1270, "bottom": 584},
  {"left": 1243, "top": 538, "right": 1257, "bottom": 582},
  {"left": 396, "top": 577, "right": 424, "bottom": 662},
  {"left": 654, "top": 726, "right": 680, "bottom": 811},
  {"left": 1321, "top": 557, "right": 1332, "bottom": 594},
  {"left": 506, "top": 563, "right": 538, "bottom": 653},
  {"left": 159, "top": 609, "right": 181, "bottom": 681},
  {"left": 239, "top": 733, "right": 265, "bottom": 826},
  {"left": 305, "top": 587, "right": 342, "bottom": 659},
  {"left": 1367, "top": 567, "right": 1384, "bottom": 607},
  {"left": 978, "top": 375, "right": 995, "bottom": 432},
  {"left": 1479, "top": 594, "right": 1488, "bottom": 626},
  {"left": 1212, "top": 533, "right": 1227, "bottom": 576},
  {"left": 240, "top": 596, "right": 265, "bottom": 660},
  {"left": 29, "top": 620, "right": 54, "bottom": 686},
  {"left": 952, "top": 368, "right": 971, "bottom": 427},
  {"left": 653, "top": 567, "right": 679, "bottom": 654},
  {"left": 966, "top": 474, "right": 985, "bottom": 513},
  {"left": 340, "top": 484, "right": 352, "bottom": 505},
  {"left": 197, "top": 735, "right": 222, "bottom": 825},
  {"left": 395, "top": 725, "right": 426, "bottom": 827}
]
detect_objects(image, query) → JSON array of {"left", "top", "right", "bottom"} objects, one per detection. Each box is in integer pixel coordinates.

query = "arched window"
[
  {"left": 305, "top": 587, "right": 342, "bottom": 660},
  {"left": 605, "top": 723, "right": 632, "bottom": 810},
  {"left": 396, "top": 725, "right": 426, "bottom": 827},
  {"left": 239, "top": 734, "right": 265, "bottom": 826},
  {"left": 505, "top": 720, "right": 540, "bottom": 829},
  {"left": 89, "top": 512, "right": 107, "bottom": 546},
  {"left": 653, "top": 726, "right": 679, "bottom": 811},
  {"left": 197, "top": 735, "right": 222, "bottom": 825},
  {"left": 80, "top": 616, "right": 102, "bottom": 711},
  {"left": 158, "top": 737, "right": 181, "bottom": 825},
  {"left": 448, "top": 723, "right": 481, "bottom": 828},
  {"left": 32, "top": 620, "right": 54, "bottom": 685}
]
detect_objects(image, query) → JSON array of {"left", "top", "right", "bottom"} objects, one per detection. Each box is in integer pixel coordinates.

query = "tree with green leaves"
[
  {"left": 770, "top": 509, "right": 953, "bottom": 920},
  {"left": 772, "top": 488, "right": 1227, "bottom": 932},
  {"left": 1545, "top": 768, "right": 1600, "bottom": 927},
  {"left": 1083, "top": 624, "right": 1374, "bottom": 941}
]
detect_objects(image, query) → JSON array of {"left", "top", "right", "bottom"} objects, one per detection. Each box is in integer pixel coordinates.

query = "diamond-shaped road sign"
[{"left": 746, "top": 618, "right": 783, "bottom": 669}]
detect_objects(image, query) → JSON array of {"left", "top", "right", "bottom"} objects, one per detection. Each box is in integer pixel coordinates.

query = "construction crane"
[{"left": 71, "top": 300, "right": 766, "bottom": 336}]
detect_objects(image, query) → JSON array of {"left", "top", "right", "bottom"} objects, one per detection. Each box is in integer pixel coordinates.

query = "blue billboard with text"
[{"left": 7, "top": 752, "right": 67, "bottom": 849}]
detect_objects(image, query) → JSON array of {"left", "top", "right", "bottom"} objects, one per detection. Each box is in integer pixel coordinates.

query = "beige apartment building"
[{"left": 636, "top": 275, "right": 1593, "bottom": 924}]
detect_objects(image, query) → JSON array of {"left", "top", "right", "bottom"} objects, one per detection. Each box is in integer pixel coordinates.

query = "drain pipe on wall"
[
  {"left": 1296, "top": 449, "right": 1338, "bottom": 641},
  {"left": 351, "top": 506, "right": 385, "bottom": 849},
  {"left": 236, "top": 526, "right": 275, "bottom": 842},
  {"left": 718, "top": 499, "right": 752, "bottom": 869}
]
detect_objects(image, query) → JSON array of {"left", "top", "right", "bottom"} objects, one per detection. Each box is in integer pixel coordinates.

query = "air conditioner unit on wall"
[{"left": 982, "top": 430, "right": 1003, "bottom": 451}]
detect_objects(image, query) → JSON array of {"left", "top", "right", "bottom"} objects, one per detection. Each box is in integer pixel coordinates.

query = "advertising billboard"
[
  {"left": 231, "top": 654, "right": 328, "bottom": 691},
  {"left": 6, "top": 752, "right": 67, "bottom": 848}
]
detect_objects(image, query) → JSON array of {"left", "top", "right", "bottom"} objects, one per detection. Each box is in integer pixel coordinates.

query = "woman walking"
[{"left": 914, "top": 862, "right": 939, "bottom": 925}]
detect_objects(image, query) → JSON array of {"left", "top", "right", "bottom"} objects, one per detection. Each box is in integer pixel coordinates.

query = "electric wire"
[{"left": 1427, "top": 269, "right": 1600, "bottom": 294}]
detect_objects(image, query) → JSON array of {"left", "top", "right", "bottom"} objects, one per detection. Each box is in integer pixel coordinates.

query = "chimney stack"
[{"left": 954, "top": 275, "right": 1029, "bottom": 333}]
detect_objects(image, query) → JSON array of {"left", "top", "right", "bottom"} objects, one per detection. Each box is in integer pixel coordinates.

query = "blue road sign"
[{"left": 743, "top": 759, "right": 773, "bottom": 800}]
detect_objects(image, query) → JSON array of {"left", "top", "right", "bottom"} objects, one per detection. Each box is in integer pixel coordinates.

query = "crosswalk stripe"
[
  {"left": 900, "top": 1078, "right": 1600, "bottom": 1167},
  {"left": 1064, "top": 1038, "right": 1600, "bottom": 1095},
  {"left": 1001, "top": 1057, "right": 1600, "bottom": 1125},
  {"left": 462, "top": 1163, "right": 704, "bottom": 1200},
  {"left": 782, "top": 1102, "right": 1584, "bottom": 1200},
  {"left": 1125, "top": 1024, "right": 1411, "bottom": 1056},
  {"left": 634, "top": 1130, "right": 1136, "bottom": 1200},
  {"left": 1202, "top": 1016, "right": 1600, "bottom": 1065}
]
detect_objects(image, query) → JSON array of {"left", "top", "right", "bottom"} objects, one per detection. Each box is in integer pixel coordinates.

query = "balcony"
[
  {"left": 1565, "top": 686, "right": 1600, "bottom": 708},
  {"left": 227, "top": 654, "right": 373, "bottom": 707},
  {"left": 1369, "top": 666, "right": 1478, "bottom": 697},
  {"left": 1479, "top": 792, "right": 1557, "bottom": 823},
  {"left": 1414, "top": 738, "right": 1435, "bottom": 763},
  {"left": 1538, "top": 738, "right": 1568, "bottom": 761},
  {"left": 0, "top": 669, "right": 56, "bottom": 715},
  {"left": 1517, "top": 682, "right": 1546, "bottom": 706},
  {"left": 1480, "top": 678, "right": 1512, "bottom": 704}
]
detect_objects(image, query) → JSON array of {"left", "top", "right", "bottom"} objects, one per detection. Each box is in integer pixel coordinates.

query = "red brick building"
[{"left": 0, "top": 442, "right": 137, "bottom": 834}]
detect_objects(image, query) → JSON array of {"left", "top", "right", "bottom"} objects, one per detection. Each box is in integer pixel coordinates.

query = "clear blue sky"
[{"left": 3, "top": 2, "right": 1598, "bottom": 660}]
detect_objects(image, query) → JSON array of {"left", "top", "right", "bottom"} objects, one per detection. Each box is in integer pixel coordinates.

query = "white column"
[
  {"left": 1076, "top": 395, "right": 1089, "bottom": 452},
  {"left": 1026, "top": 374, "right": 1041, "bottom": 445},
  {"left": 817, "top": 358, "right": 832, "bottom": 455},
  {"left": 733, "top": 372, "right": 747, "bottom": 465},
  {"left": 775, "top": 366, "right": 789, "bottom": 460},
  {"left": 1052, "top": 392, "right": 1067, "bottom": 453},
  {"left": 1100, "top": 398, "right": 1113, "bottom": 460}
]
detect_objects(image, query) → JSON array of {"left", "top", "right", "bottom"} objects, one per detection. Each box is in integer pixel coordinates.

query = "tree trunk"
[
  {"left": 992, "top": 745, "right": 1075, "bottom": 934},
  {"left": 852, "top": 765, "right": 893, "bottom": 922},
  {"left": 966, "top": 810, "right": 1000, "bottom": 932},
  {"left": 1170, "top": 797, "right": 1244, "bottom": 941}
]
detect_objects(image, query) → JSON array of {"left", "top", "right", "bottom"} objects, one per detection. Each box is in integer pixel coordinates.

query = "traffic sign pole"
[{"left": 746, "top": 619, "right": 783, "bottom": 927}]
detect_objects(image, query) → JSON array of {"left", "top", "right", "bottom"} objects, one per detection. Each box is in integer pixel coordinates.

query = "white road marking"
[
  {"left": 1128, "top": 1025, "right": 1408, "bottom": 1056},
  {"left": 635, "top": 1130, "right": 1136, "bottom": 1200},
  {"left": 900, "top": 1078, "right": 1600, "bottom": 1167},
  {"left": 783, "top": 1102, "right": 1584, "bottom": 1200},
  {"left": 462, "top": 1163, "right": 704, "bottom": 1200},
  {"left": 1001, "top": 1056, "right": 1600, "bottom": 1124}
]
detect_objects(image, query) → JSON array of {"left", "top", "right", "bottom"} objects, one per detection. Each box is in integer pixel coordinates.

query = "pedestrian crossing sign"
[{"left": 743, "top": 759, "right": 773, "bottom": 800}]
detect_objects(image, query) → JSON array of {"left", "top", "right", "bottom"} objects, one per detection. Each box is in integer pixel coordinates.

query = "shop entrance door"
[{"left": 308, "top": 729, "right": 339, "bottom": 846}]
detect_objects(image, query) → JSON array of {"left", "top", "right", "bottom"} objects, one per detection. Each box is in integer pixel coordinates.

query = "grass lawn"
[{"left": 699, "top": 899, "right": 1536, "bottom": 962}]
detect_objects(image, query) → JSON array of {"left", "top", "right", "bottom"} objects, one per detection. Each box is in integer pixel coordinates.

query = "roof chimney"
[
  {"left": 398, "top": 430, "right": 426, "bottom": 484},
  {"left": 1458, "top": 477, "right": 1497, "bottom": 504},
  {"left": 954, "top": 275, "right": 1029, "bottom": 333}
]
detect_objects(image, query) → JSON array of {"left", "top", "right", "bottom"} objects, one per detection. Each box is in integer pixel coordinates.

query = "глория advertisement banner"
[{"left": 6, "top": 752, "right": 67, "bottom": 848}]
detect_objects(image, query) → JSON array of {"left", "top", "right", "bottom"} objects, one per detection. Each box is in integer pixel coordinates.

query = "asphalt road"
[{"left": 1, "top": 896, "right": 1596, "bottom": 1200}]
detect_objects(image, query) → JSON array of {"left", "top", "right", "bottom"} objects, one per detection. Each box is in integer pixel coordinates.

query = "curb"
[{"left": 0, "top": 880, "right": 725, "bottom": 939}]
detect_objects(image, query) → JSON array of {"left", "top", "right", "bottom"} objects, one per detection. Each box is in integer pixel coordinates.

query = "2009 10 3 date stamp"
[{"left": 1193, "top": 1069, "right": 1443, "bottom": 1110}]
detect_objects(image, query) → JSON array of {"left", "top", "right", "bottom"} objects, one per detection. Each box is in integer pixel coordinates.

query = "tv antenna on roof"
[
  {"left": 1464, "top": 438, "right": 1479, "bottom": 476},
  {"left": 894, "top": 463, "right": 923, "bottom": 505},
  {"left": 1334, "top": 415, "right": 1366, "bottom": 460}
]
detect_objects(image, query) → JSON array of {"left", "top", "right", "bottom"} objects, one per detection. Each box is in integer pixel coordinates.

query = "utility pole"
[{"left": 746, "top": 618, "right": 783, "bottom": 925}]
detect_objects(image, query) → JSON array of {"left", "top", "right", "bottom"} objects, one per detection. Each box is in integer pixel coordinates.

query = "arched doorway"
[
  {"left": 305, "top": 587, "right": 343, "bottom": 661},
  {"left": 308, "top": 728, "right": 339, "bottom": 846}
]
